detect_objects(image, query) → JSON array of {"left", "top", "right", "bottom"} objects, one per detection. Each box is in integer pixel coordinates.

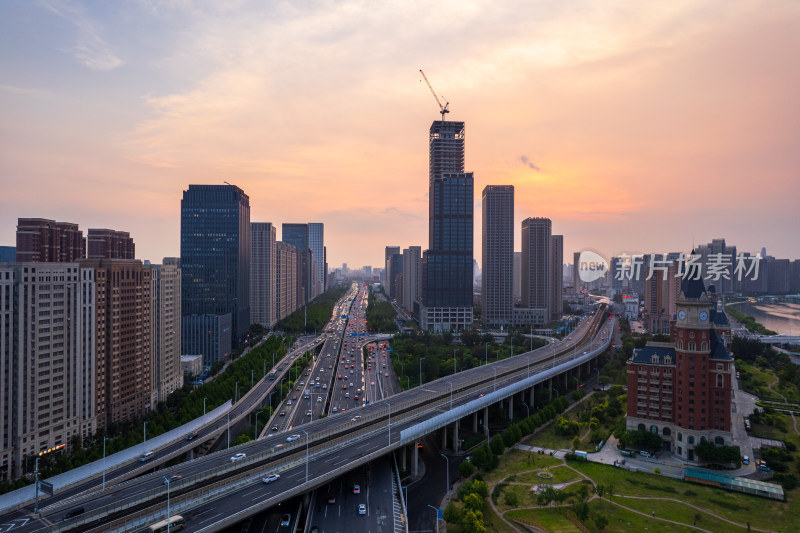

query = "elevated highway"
[{"left": 15, "top": 307, "right": 613, "bottom": 532}]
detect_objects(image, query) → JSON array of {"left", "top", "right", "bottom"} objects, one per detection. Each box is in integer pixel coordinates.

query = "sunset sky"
[{"left": 2, "top": 0, "right": 799, "bottom": 269}]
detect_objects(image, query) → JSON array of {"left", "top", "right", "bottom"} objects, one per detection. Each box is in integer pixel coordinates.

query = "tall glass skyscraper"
[
  {"left": 308, "top": 223, "right": 325, "bottom": 292},
  {"left": 181, "top": 185, "right": 250, "bottom": 343},
  {"left": 420, "top": 120, "right": 474, "bottom": 331}
]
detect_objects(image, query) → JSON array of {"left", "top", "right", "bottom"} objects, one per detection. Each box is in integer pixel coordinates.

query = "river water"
[{"left": 733, "top": 301, "right": 800, "bottom": 336}]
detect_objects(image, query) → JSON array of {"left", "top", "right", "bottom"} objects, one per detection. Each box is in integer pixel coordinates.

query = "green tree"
[
  {"left": 463, "top": 492, "right": 483, "bottom": 512},
  {"left": 443, "top": 502, "right": 461, "bottom": 524},
  {"left": 572, "top": 436, "right": 581, "bottom": 450},
  {"left": 490, "top": 434, "right": 505, "bottom": 456},
  {"left": 459, "top": 459, "right": 475, "bottom": 478},
  {"left": 504, "top": 490, "right": 519, "bottom": 507},
  {"left": 595, "top": 515, "right": 609, "bottom": 531}
]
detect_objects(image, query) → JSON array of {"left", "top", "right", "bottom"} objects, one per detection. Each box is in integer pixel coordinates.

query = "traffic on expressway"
[{"left": 4, "top": 287, "right": 612, "bottom": 533}]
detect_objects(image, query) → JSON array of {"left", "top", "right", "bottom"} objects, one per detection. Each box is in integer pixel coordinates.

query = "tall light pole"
[
  {"left": 383, "top": 401, "right": 391, "bottom": 446},
  {"left": 203, "top": 397, "right": 207, "bottom": 417},
  {"left": 440, "top": 453, "right": 449, "bottom": 492},
  {"left": 452, "top": 349, "right": 459, "bottom": 375},
  {"left": 227, "top": 409, "right": 231, "bottom": 449},
  {"left": 143, "top": 421, "right": 147, "bottom": 445},
  {"left": 445, "top": 381, "right": 453, "bottom": 410},
  {"left": 419, "top": 357, "right": 425, "bottom": 386},
  {"left": 301, "top": 429, "right": 310, "bottom": 483},
  {"left": 521, "top": 401, "right": 530, "bottom": 418},
  {"left": 102, "top": 436, "right": 110, "bottom": 490},
  {"left": 493, "top": 368, "right": 497, "bottom": 391},
  {"left": 255, "top": 410, "right": 260, "bottom": 440},
  {"left": 485, "top": 343, "right": 488, "bottom": 366},
  {"left": 479, "top": 423, "right": 490, "bottom": 448},
  {"left": 34, "top": 457, "right": 40, "bottom": 514},
  {"left": 235, "top": 381, "right": 239, "bottom": 403},
  {"left": 163, "top": 476, "right": 172, "bottom": 532},
  {"left": 251, "top": 368, "right": 254, "bottom": 389}
]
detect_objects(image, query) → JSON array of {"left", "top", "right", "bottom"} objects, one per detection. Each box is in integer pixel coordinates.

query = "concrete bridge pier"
[
  {"left": 412, "top": 440, "right": 419, "bottom": 476},
  {"left": 548, "top": 378, "right": 553, "bottom": 401},
  {"left": 483, "top": 407, "right": 489, "bottom": 435},
  {"left": 186, "top": 449, "right": 194, "bottom": 461},
  {"left": 529, "top": 386, "right": 535, "bottom": 409},
  {"left": 441, "top": 427, "right": 447, "bottom": 450},
  {"left": 473, "top": 411, "right": 478, "bottom": 433},
  {"left": 401, "top": 445, "right": 407, "bottom": 471},
  {"left": 563, "top": 371, "right": 568, "bottom": 390},
  {"left": 452, "top": 422, "right": 459, "bottom": 452},
  {"left": 508, "top": 396, "right": 514, "bottom": 420}
]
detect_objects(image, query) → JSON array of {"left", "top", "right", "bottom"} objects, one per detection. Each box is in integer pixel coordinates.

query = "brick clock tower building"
[{"left": 626, "top": 275, "right": 734, "bottom": 461}]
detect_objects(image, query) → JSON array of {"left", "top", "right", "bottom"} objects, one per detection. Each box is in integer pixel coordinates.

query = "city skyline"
[{"left": 2, "top": 1, "right": 799, "bottom": 268}]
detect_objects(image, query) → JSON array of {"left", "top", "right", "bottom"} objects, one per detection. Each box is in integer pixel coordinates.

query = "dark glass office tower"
[
  {"left": 420, "top": 120, "right": 474, "bottom": 331},
  {"left": 181, "top": 185, "right": 250, "bottom": 343}
]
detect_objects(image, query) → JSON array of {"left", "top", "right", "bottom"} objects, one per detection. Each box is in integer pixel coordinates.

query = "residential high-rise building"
[
  {"left": 182, "top": 314, "right": 232, "bottom": 369},
  {"left": 15, "top": 218, "right": 85, "bottom": 262},
  {"left": 251, "top": 223, "right": 277, "bottom": 328},
  {"left": 147, "top": 258, "right": 182, "bottom": 404},
  {"left": 81, "top": 259, "right": 152, "bottom": 427},
  {"left": 0, "top": 263, "right": 97, "bottom": 480},
  {"left": 275, "top": 241, "right": 299, "bottom": 321},
  {"left": 550, "top": 234, "right": 564, "bottom": 319},
  {"left": 87, "top": 229, "right": 135, "bottom": 259},
  {"left": 513, "top": 252, "right": 522, "bottom": 303},
  {"left": 420, "top": 120, "right": 474, "bottom": 332},
  {"left": 181, "top": 185, "right": 251, "bottom": 343},
  {"left": 520, "top": 217, "right": 552, "bottom": 324},
  {"left": 642, "top": 254, "right": 681, "bottom": 335},
  {"left": 695, "top": 239, "right": 736, "bottom": 295},
  {"left": 401, "top": 246, "right": 422, "bottom": 315},
  {"left": 308, "top": 223, "right": 326, "bottom": 293},
  {"left": 389, "top": 253, "right": 404, "bottom": 300},
  {"left": 482, "top": 185, "right": 514, "bottom": 329}
]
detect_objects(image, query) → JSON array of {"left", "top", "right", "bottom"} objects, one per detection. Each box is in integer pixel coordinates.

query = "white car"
[
  {"left": 358, "top": 503, "right": 367, "bottom": 515},
  {"left": 287, "top": 434, "right": 301, "bottom": 442},
  {"left": 263, "top": 473, "right": 280, "bottom": 484},
  {"left": 230, "top": 452, "right": 246, "bottom": 462},
  {"left": 317, "top": 396, "right": 322, "bottom": 403}
]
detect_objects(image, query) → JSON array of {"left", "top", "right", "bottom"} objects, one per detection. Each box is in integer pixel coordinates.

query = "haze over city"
[{"left": 2, "top": 0, "right": 799, "bottom": 267}]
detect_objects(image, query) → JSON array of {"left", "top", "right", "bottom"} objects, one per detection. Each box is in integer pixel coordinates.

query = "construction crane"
[{"left": 420, "top": 69, "right": 450, "bottom": 121}]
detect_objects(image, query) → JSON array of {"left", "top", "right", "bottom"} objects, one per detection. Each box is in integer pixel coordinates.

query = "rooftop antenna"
[{"left": 420, "top": 69, "right": 450, "bottom": 121}]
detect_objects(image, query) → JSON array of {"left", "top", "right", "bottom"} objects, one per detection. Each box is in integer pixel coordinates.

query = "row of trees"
[
  {"left": 443, "top": 479, "right": 489, "bottom": 533},
  {"left": 1, "top": 335, "right": 292, "bottom": 493},
  {"left": 365, "top": 286, "right": 398, "bottom": 332},
  {"left": 276, "top": 285, "right": 348, "bottom": 333}
]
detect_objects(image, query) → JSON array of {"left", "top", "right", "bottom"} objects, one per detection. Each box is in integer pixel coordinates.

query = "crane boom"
[{"left": 420, "top": 69, "right": 450, "bottom": 120}]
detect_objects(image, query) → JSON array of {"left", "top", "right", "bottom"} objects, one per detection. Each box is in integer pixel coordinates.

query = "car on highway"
[
  {"left": 353, "top": 484, "right": 361, "bottom": 494},
  {"left": 272, "top": 425, "right": 279, "bottom": 431},
  {"left": 332, "top": 406, "right": 338, "bottom": 412},
  {"left": 351, "top": 415, "right": 361, "bottom": 422},
  {"left": 306, "top": 410, "right": 312, "bottom": 416},
  {"left": 280, "top": 514, "right": 291, "bottom": 527},
  {"left": 353, "top": 394, "right": 359, "bottom": 400},
  {"left": 358, "top": 503, "right": 367, "bottom": 515},
  {"left": 317, "top": 396, "right": 322, "bottom": 403},
  {"left": 163, "top": 474, "right": 182, "bottom": 484},
  {"left": 385, "top": 372, "right": 389, "bottom": 377},
  {"left": 327, "top": 495, "right": 336, "bottom": 504},
  {"left": 263, "top": 473, "right": 280, "bottom": 484},
  {"left": 230, "top": 452, "right": 246, "bottom": 462},
  {"left": 280, "top": 410, "right": 286, "bottom": 416},
  {"left": 186, "top": 432, "right": 198, "bottom": 441}
]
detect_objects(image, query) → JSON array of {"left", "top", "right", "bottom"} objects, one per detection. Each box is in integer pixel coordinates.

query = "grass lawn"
[
  {"left": 618, "top": 496, "right": 748, "bottom": 532},
  {"left": 446, "top": 500, "right": 516, "bottom": 533},
  {"left": 585, "top": 499, "right": 698, "bottom": 533},
  {"left": 483, "top": 449, "right": 563, "bottom": 483},
  {"left": 495, "top": 483, "right": 539, "bottom": 511},
  {"left": 505, "top": 508, "right": 584, "bottom": 532},
  {"left": 525, "top": 422, "right": 581, "bottom": 451},
  {"left": 571, "top": 461, "right": 800, "bottom": 532},
  {"left": 516, "top": 465, "right": 584, "bottom": 485}
]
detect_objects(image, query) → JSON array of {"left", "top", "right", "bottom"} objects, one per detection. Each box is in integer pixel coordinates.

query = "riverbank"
[{"left": 725, "top": 303, "right": 778, "bottom": 335}]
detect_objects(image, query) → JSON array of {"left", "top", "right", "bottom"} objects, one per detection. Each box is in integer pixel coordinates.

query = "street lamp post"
[
  {"left": 227, "top": 409, "right": 231, "bottom": 449},
  {"left": 34, "top": 457, "right": 40, "bottom": 514},
  {"left": 485, "top": 343, "right": 488, "bottom": 366},
  {"left": 521, "top": 401, "right": 530, "bottom": 418},
  {"left": 419, "top": 357, "right": 425, "bottom": 386},
  {"left": 203, "top": 397, "right": 207, "bottom": 417},
  {"left": 453, "top": 349, "right": 459, "bottom": 375},
  {"left": 552, "top": 388, "right": 559, "bottom": 398},
  {"left": 143, "top": 421, "right": 147, "bottom": 445},
  {"left": 383, "top": 401, "right": 391, "bottom": 446},
  {"left": 479, "top": 423, "right": 490, "bottom": 447},
  {"left": 102, "top": 436, "right": 110, "bottom": 490},
  {"left": 445, "top": 381, "right": 453, "bottom": 410},
  {"left": 493, "top": 368, "right": 497, "bottom": 391},
  {"left": 251, "top": 368, "right": 254, "bottom": 389},
  {"left": 301, "top": 429, "right": 310, "bottom": 483},
  {"left": 255, "top": 410, "right": 260, "bottom": 440},
  {"left": 235, "top": 381, "right": 239, "bottom": 403},
  {"left": 163, "top": 476, "right": 172, "bottom": 532},
  {"left": 440, "top": 453, "right": 449, "bottom": 492},
  {"left": 427, "top": 504, "right": 440, "bottom": 533}
]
